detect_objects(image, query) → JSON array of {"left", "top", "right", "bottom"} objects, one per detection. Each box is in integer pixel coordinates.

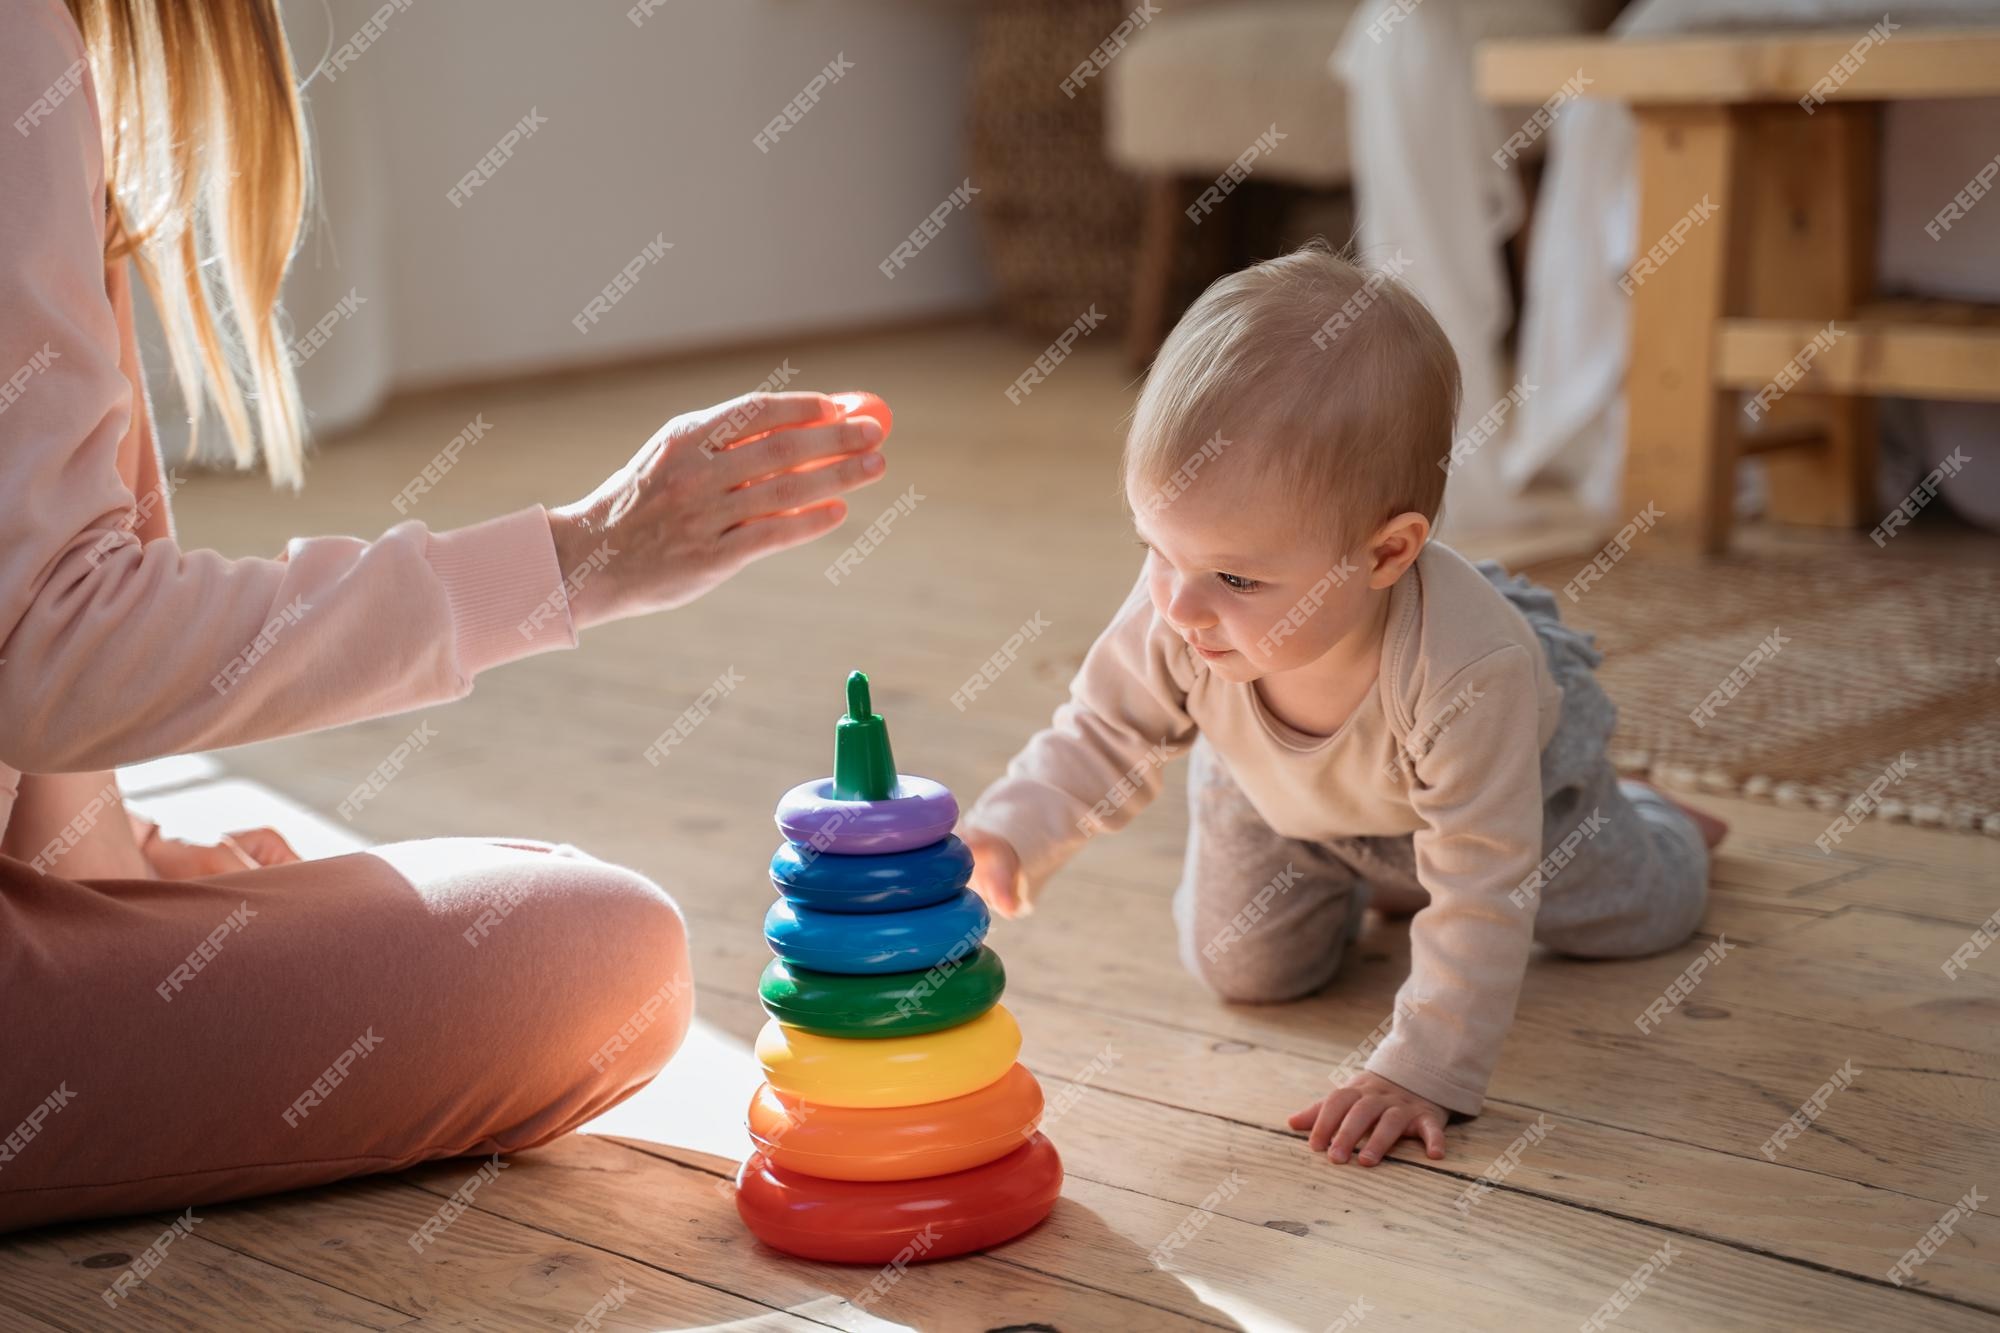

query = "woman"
[{"left": 0, "top": 0, "right": 889, "bottom": 1231}]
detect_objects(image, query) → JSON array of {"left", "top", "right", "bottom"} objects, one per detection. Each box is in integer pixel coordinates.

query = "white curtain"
[{"left": 1334, "top": 4, "right": 1525, "bottom": 534}]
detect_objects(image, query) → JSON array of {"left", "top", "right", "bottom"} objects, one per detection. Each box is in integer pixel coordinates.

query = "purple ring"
[{"left": 774, "top": 776, "right": 958, "bottom": 855}]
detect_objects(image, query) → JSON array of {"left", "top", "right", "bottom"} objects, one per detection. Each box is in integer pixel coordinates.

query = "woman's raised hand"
[{"left": 548, "top": 391, "right": 888, "bottom": 631}]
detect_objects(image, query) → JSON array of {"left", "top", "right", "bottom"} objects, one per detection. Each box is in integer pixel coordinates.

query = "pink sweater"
[{"left": 0, "top": 0, "right": 575, "bottom": 848}]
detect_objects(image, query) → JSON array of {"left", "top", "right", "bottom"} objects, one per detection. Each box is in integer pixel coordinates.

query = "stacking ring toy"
[
  {"left": 758, "top": 948, "right": 1005, "bottom": 1038},
  {"left": 755, "top": 1004, "right": 1021, "bottom": 1108},
  {"left": 736, "top": 1132, "right": 1062, "bottom": 1265},
  {"left": 769, "top": 835, "right": 973, "bottom": 913},
  {"left": 747, "top": 1063, "right": 1043, "bottom": 1181},
  {"left": 764, "top": 889, "right": 988, "bottom": 976},
  {"left": 774, "top": 775, "right": 957, "bottom": 855}
]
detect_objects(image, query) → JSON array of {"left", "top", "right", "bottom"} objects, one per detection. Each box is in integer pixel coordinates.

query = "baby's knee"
[
  {"left": 1192, "top": 951, "right": 1346, "bottom": 1004},
  {"left": 1183, "top": 918, "right": 1349, "bottom": 1004}
]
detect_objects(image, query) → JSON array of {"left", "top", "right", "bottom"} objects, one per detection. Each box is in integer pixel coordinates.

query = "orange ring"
[{"left": 748, "top": 1063, "right": 1043, "bottom": 1182}]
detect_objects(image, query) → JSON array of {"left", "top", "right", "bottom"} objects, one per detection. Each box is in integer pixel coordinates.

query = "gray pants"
[{"left": 1173, "top": 564, "right": 1710, "bottom": 1004}]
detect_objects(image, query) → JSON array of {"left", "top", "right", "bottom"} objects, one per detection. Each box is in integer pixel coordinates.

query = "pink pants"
[{"left": 0, "top": 838, "right": 693, "bottom": 1233}]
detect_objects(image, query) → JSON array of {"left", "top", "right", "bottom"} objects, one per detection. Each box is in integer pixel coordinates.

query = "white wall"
[{"left": 266, "top": 0, "right": 985, "bottom": 435}]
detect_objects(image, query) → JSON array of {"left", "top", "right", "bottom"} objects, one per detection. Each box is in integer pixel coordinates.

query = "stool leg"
[
  {"left": 1128, "top": 174, "right": 1183, "bottom": 370},
  {"left": 1626, "top": 106, "right": 1751, "bottom": 554},
  {"left": 1739, "top": 103, "right": 1879, "bottom": 528}
]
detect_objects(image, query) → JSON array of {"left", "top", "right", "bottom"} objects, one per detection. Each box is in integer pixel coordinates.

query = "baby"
[{"left": 961, "top": 244, "right": 1722, "bottom": 1167}]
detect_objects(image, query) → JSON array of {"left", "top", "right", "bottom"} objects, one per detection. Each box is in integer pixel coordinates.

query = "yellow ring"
[{"left": 755, "top": 1005, "right": 1022, "bottom": 1109}]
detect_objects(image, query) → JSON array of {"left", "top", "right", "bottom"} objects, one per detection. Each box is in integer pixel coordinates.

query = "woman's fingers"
[
  {"left": 725, "top": 445, "right": 885, "bottom": 525},
  {"left": 685, "top": 391, "right": 838, "bottom": 459},
  {"left": 714, "top": 416, "right": 882, "bottom": 489},
  {"left": 224, "top": 827, "right": 302, "bottom": 867},
  {"left": 148, "top": 836, "right": 256, "bottom": 878},
  {"left": 719, "top": 499, "right": 851, "bottom": 563},
  {"left": 1356, "top": 1106, "right": 1414, "bottom": 1166}
]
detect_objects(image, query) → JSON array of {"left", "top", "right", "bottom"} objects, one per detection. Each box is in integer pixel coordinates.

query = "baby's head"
[{"left": 1124, "top": 243, "right": 1460, "bottom": 683}]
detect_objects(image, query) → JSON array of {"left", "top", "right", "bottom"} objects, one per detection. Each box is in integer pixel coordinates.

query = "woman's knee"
[
  {"left": 556, "top": 853, "right": 694, "bottom": 1081},
  {"left": 528, "top": 849, "right": 694, "bottom": 1080},
  {"left": 377, "top": 838, "right": 694, "bottom": 1080}
]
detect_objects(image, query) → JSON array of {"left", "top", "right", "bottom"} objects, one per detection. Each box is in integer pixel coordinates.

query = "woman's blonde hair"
[
  {"left": 67, "top": 0, "right": 309, "bottom": 488},
  {"left": 1127, "top": 243, "right": 1460, "bottom": 554}
]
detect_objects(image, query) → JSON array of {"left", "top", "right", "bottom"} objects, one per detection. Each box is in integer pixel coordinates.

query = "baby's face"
[{"left": 1126, "top": 462, "right": 1377, "bottom": 685}]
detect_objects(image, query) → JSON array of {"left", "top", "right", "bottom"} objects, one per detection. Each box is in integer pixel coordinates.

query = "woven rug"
[{"left": 1517, "top": 546, "right": 2000, "bottom": 839}]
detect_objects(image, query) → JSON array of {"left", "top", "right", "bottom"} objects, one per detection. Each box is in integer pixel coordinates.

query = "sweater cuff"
[
  {"left": 426, "top": 505, "right": 577, "bottom": 680},
  {"left": 960, "top": 797, "right": 1065, "bottom": 915}
]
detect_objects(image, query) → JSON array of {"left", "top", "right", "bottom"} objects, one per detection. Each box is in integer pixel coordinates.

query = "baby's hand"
[
  {"left": 961, "top": 828, "right": 1027, "bottom": 919},
  {"left": 1288, "top": 1071, "right": 1447, "bottom": 1166}
]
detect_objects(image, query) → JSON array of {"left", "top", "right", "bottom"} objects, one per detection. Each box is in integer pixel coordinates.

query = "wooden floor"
[{"left": 6, "top": 324, "right": 1996, "bottom": 1331}]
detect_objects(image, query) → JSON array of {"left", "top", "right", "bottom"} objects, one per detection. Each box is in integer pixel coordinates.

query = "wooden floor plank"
[
  {"left": 1797, "top": 863, "right": 2000, "bottom": 928},
  {"left": 183, "top": 1177, "right": 817, "bottom": 1330},
  {"left": 397, "top": 1135, "right": 1232, "bottom": 1333},
  {"left": 1692, "top": 893, "right": 1837, "bottom": 944},
  {"left": 0, "top": 1211, "right": 413, "bottom": 1331},
  {"left": 1708, "top": 840, "right": 1874, "bottom": 896},
  {"left": 1702, "top": 803, "right": 1999, "bottom": 880},
  {"left": 1767, "top": 906, "right": 2000, "bottom": 983},
  {"left": 606, "top": 1137, "right": 1582, "bottom": 1332}
]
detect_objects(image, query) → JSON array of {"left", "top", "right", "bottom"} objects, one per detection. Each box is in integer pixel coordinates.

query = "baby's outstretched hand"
[
  {"left": 961, "top": 828, "right": 1027, "bottom": 919},
  {"left": 1288, "top": 1071, "right": 1447, "bottom": 1166}
]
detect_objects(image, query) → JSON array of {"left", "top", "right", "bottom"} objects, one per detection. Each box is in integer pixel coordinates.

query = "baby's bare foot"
[{"left": 1633, "top": 781, "right": 1728, "bottom": 850}]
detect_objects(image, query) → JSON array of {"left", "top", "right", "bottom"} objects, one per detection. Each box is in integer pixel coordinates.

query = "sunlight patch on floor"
[
  {"left": 579, "top": 1013, "right": 762, "bottom": 1163},
  {"left": 120, "top": 772, "right": 370, "bottom": 861},
  {"left": 1168, "top": 1272, "right": 1316, "bottom": 1333}
]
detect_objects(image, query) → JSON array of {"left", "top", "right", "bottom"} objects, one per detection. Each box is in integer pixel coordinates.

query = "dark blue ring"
[
  {"left": 769, "top": 835, "right": 972, "bottom": 913},
  {"left": 763, "top": 890, "right": 991, "bottom": 976}
]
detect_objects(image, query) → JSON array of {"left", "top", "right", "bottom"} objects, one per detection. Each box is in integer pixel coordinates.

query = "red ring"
[{"left": 736, "top": 1132, "right": 1063, "bottom": 1265}]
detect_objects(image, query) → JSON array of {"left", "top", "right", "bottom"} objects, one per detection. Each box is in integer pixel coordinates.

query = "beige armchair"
[{"left": 1109, "top": 0, "right": 1621, "bottom": 362}]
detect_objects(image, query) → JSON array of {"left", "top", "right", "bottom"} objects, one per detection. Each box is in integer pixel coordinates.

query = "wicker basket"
[{"left": 968, "top": 0, "right": 1146, "bottom": 338}]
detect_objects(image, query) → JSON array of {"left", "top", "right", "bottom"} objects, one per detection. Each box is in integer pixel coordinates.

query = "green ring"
[{"left": 758, "top": 947, "right": 1006, "bottom": 1038}]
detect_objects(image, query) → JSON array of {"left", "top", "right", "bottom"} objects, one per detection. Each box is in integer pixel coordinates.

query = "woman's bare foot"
[{"left": 1633, "top": 781, "right": 1729, "bottom": 850}]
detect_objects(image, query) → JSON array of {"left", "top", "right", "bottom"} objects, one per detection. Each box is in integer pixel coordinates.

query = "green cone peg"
[{"left": 832, "top": 671, "right": 898, "bottom": 801}]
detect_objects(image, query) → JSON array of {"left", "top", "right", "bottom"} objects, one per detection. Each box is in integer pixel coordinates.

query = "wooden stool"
[{"left": 1480, "top": 28, "right": 2000, "bottom": 552}]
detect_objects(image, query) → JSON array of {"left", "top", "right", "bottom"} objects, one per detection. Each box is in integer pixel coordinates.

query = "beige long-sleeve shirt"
[{"left": 965, "top": 543, "right": 1564, "bottom": 1113}]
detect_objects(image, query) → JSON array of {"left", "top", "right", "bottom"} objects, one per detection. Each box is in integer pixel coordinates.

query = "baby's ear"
[{"left": 1365, "top": 511, "right": 1430, "bottom": 588}]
